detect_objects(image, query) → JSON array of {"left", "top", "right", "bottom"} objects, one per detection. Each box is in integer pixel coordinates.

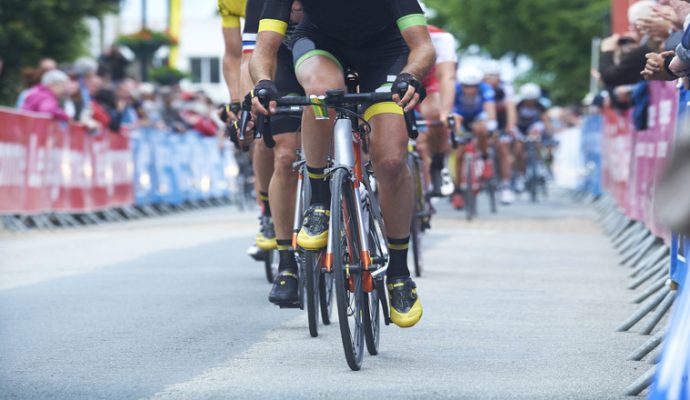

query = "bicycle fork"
[{"left": 325, "top": 117, "right": 374, "bottom": 293}]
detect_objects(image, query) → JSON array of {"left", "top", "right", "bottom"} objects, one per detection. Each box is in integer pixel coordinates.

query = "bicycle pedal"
[{"left": 278, "top": 302, "right": 301, "bottom": 309}]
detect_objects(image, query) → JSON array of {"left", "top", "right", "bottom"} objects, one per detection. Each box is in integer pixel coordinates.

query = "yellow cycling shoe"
[
  {"left": 256, "top": 215, "right": 277, "bottom": 250},
  {"left": 296, "top": 205, "right": 329, "bottom": 250},
  {"left": 387, "top": 277, "right": 423, "bottom": 328}
]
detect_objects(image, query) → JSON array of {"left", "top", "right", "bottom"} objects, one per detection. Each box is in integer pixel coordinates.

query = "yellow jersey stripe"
[{"left": 258, "top": 19, "right": 288, "bottom": 35}]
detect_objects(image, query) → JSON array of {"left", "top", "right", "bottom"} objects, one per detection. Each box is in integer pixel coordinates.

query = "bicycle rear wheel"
[
  {"left": 409, "top": 155, "right": 424, "bottom": 277},
  {"left": 319, "top": 264, "right": 334, "bottom": 325},
  {"left": 304, "top": 250, "right": 321, "bottom": 337},
  {"left": 331, "top": 169, "right": 365, "bottom": 371},
  {"left": 264, "top": 249, "right": 279, "bottom": 283}
]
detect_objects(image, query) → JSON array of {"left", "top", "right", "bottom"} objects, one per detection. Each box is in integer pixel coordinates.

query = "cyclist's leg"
[
  {"left": 419, "top": 92, "right": 449, "bottom": 195},
  {"left": 267, "top": 46, "right": 303, "bottom": 304},
  {"left": 356, "top": 34, "right": 421, "bottom": 328},
  {"left": 292, "top": 34, "right": 346, "bottom": 250}
]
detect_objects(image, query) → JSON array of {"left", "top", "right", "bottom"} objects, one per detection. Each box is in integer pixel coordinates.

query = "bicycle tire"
[
  {"left": 331, "top": 169, "right": 365, "bottom": 371},
  {"left": 529, "top": 163, "right": 538, "bottom": 203},
  {"left": 487, "top": 179, "right": 497, "bottom": 214},
  {"left": 264, "top": 249, "right": 279, "bottom": 283},
  {"left": 411, "top": 215, "right": 423, "bottom": 277},
  {"left": 410, "top": 156, "right": 424, "bottom": 277},
  {"left": 304, "top": 250, "right": 320, "bottom": 337},
  {"left": 319, "top": 265, "right": 334, "bottom": 325},
  {"left": 464, "top": 157, "right": 476, "bottom": 221},
  {"left": 363, "top": 286, "right": 381, "bottom": 355}
]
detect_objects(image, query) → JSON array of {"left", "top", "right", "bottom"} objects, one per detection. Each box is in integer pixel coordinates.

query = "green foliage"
[
  {"left": 426, "top": 0, "right": 609, "bottom": 103},
  {"left": 0, "top": 0, "right": 119, "bottom": 104},
  {"left": 149, "top": 66, "right": 187, "bottom": 86}
]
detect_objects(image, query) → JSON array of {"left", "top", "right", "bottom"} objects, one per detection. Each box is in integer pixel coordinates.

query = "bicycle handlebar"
[{"left": 247, "top": 83, "right": 420, "bottom": 145}]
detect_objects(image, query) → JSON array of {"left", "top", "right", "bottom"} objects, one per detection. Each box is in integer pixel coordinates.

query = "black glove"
[
  {"left": 225, "top": 119, "right": 240, "bottom": 146},
  {"left": 218, "top": 102, "right": 242, "bottom": 124},
  {"left": 252, "top": 80, "right": 279, "bottom": 105},
  {"left": 392, "top": 73, "right": 427, "bottom": 104}
]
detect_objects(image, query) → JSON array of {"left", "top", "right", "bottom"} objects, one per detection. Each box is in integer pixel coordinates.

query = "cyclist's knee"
[
  {"left": 373, "top": 156, "right": 407, "bottom": 184},
  {"left": 297, "top": 59, "right": 344, "bottom": 95}
]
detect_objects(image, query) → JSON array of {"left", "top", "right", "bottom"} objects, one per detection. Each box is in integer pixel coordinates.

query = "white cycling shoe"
[{"left": 501, "top": 188, "right": 515, "bottom": 205}]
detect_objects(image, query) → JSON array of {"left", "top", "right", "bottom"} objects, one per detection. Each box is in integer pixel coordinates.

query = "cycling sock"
[
  {"left": 277, "top": 239, "right": 297, "bottom": 272},
  {"left": 387, "top": 236, "right": 410, "bottom": 279},
  {"left": 259, "top": 192, "right": 271, "bottom": 216},
  {"left": 431, "top": 154, "right": 445, "bottom": 170},
  {"left": 307, "top": 166, "right": 331, "bottom": 207}
]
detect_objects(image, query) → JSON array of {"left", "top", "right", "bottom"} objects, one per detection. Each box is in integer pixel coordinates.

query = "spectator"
[
  {"left": 138, "top": 83, "right": 164, "bottom": 128},
  {"left": 115, "top": 78, "right": 144, "bottom": 126},
  {"left": 98, "top": 44, "right": 131, "bottom": 82},
  {"left": 599, "top": 1, "right": 659, "bottom": 87},
  {"left": 21, "top": 69, "right": 70, "bottom": 121},
  {"left": 15, "top": 58, "right": 57, "bottom": 108}
]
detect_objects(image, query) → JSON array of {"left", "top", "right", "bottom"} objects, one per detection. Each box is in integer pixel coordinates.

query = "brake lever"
[{"left": 395, "top": 82, "right": 419, "bottom": 139}]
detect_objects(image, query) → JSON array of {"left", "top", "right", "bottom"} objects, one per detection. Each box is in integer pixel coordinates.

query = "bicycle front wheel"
[
  {"left": 304, "top": 250, "right": 321, "bottom": 337},
  {"left": 331, "top": 169, "right": 365, "bottom": 371}
]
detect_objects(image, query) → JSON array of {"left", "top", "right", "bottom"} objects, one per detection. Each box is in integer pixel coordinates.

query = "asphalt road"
[{"left": 0, "top": 191, "right": 649, "bottom": 399}]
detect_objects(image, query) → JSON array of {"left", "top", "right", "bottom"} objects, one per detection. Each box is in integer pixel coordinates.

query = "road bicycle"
[
  {"left": 254, "top": 73, "right": 417, "bottom": 370},
  {"left": 450, "top": 119, "right": 499, "bottom": 221}
]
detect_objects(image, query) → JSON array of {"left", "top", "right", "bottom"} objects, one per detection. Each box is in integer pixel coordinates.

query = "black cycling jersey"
[
  {"left": 245, "top": 0, "right": 297, "bottom": 46},
  {"left": 244, "top": 0, "right": 303, "bottom": 134},
  {"left": 494, "top": 85, "right": 507, "bottom": 130},
  {"left": 258, "top": 0, "right": 425, "bottom": 45},
  {"left": 516, "top": 100, "right": 546, "bottom": 133}
]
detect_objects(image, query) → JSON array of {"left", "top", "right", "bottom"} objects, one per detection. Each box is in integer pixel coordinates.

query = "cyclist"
[
  {"left": 250, "top": 0, "right": 435, "bottom": 328},
  {"left": 219, "top": 0, "right": 306, "bottom": 304},
  {"left": 514, "top": 82, "right": 548, "bottom": 191},
  {"left": 483, "top": 60, "right": 517, "bottom": 205},
  {"left": 242, "top": 0, "right": 306, "bottom": 306},
  {"left": 419, "top": 24, "right": 458, "bottom": 197},
  {"left": 451, "top": 65, "right": 498, "bottom": 210}
]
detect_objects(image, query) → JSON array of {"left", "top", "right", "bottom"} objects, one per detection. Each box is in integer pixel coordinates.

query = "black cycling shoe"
[
  {"left": 387, "top": 277, "right": 423, "bottom": 328},
  {"left": 428, "top": 167, "right": 444, "bottom": 197},
  {"left": 268, "top": 270, "right": 299, "bottom": 305}
]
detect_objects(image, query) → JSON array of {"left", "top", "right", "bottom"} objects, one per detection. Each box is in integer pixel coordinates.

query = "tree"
[
  {"left": 426, "top": 0, "right": 610, "bottom": 103},
  {"left": 0, "top": 0, "right": 119, "bottom": 104}
]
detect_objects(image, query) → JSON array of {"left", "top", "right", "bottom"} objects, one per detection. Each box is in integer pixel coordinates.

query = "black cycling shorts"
[
  {"left": 291, "top": 20, "right": 408, "bottom": 119},
  {"left": 272, "top": 44, "right": 304, "bottom": 134}
]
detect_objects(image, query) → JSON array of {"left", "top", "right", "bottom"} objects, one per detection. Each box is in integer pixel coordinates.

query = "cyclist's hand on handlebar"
[
  {"left": 392, "top": 73, "right": 426, "bottom": 112},
  {"left": 218, "top": 102, "right": 242, "bottom": 124},
  {"left": 250, "top": 80, "right": 279, "bottom": 116}
]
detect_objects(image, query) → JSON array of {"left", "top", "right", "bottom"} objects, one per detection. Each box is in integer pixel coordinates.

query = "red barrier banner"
[
  {"left": 645, "top": 81, "right": 677, "bottom": 240},
  {"left": 601, "top": 82, "right": 678, "bottom": 243},
  {"left": 0, "top": 108, "right": 134, "bottom": 215},
  {"left": 602, "top": 107, "right": 633, "bottom": 213}
]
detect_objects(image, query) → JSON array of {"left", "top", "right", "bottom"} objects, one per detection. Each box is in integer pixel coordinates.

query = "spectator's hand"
[
  {"left": 601, "top": 34, "right": 620, "bottom": 52},
  {"left": 652, "top": 4, "right": 680, "bottom": 26},
  {"left": 670, "top": 55, "right": 690, "bottom": 77},
  {"left": 642, "top": 51, "right": 676, "bottom": 80},
  {"left": 637, "top": 17, "right": 672, "bottom": 41}
]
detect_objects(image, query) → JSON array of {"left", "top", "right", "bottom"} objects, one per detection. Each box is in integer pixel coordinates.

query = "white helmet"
[
  {"left": 520, "top": 83, "right": 541, "bottom": 100},
  {"left": 458, "top": 66, "right": 484, "bottom": 86},
  {"left": 483, "top": 60, "right": 501, "bottom": 76}
]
